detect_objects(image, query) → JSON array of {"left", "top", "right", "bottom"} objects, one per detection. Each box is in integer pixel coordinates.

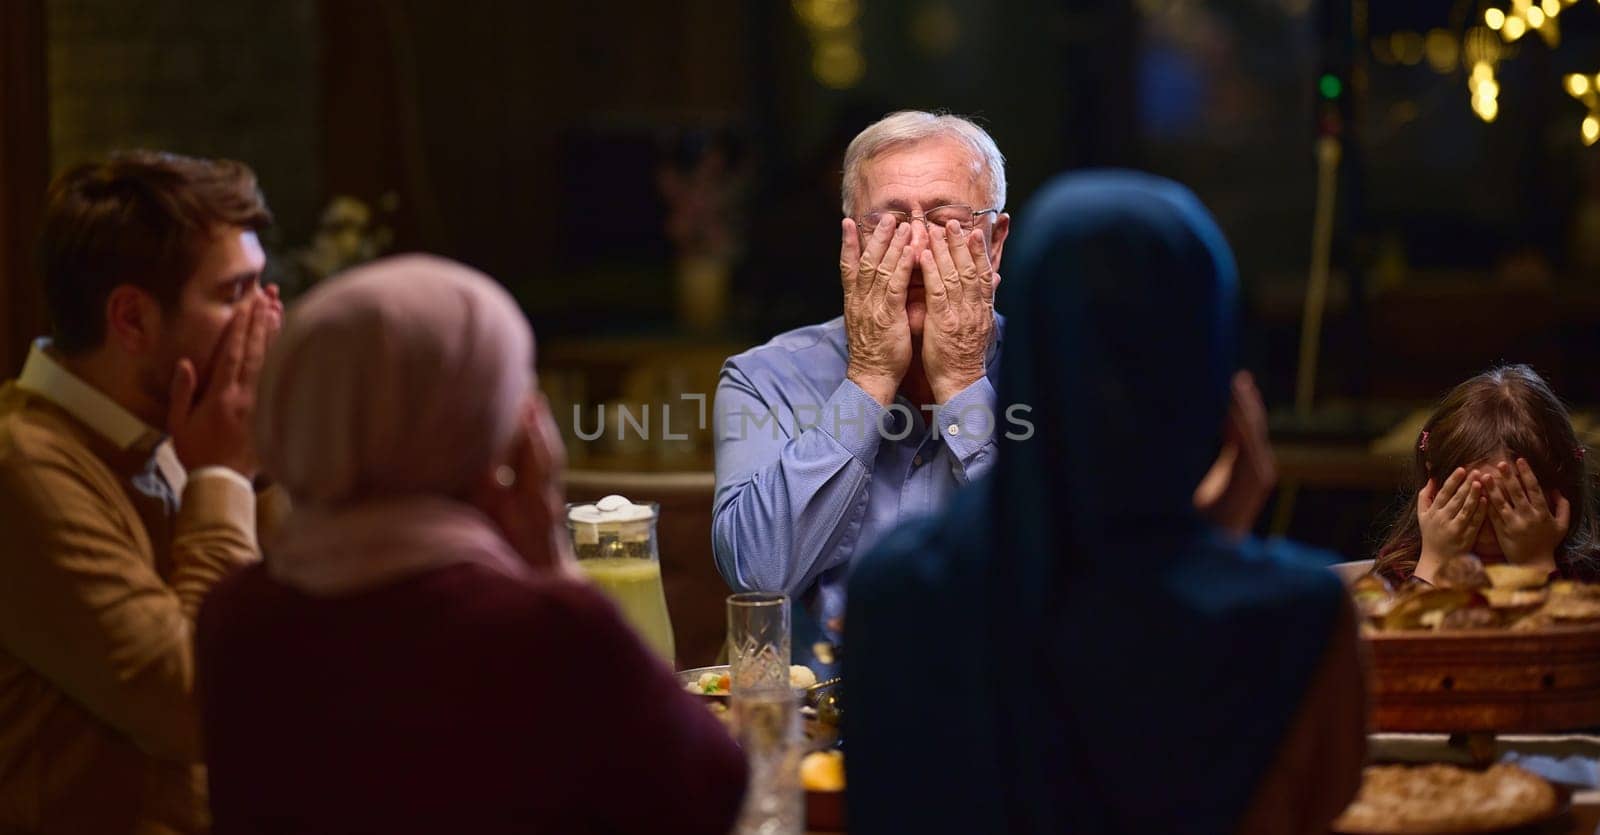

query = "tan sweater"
[{"left": 0, "top": 382, "right": 278, "bottom": 834}]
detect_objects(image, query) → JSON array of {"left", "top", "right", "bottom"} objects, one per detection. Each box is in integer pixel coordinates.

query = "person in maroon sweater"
[{"left": 196, "top": 255, "right": 746, "bottom": 834}]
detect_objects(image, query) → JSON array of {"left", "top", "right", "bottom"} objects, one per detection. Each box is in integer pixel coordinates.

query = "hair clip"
[{"left": 1419, "top": 430, "right": 1430, "bottom": 453}]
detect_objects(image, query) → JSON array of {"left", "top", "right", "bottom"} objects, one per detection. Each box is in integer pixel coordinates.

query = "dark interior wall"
[
  {"left": 320, "top": 0, "right": 750, "bottom": 323},
  {"left": 1, "top": 0, "right": 49, "bottom": 377},
  {"left": 46, "top": 0, "right": 322, "bottom": 246},
  {"left": 318, "top": 1, "right": 1113, "bottom": 337}
]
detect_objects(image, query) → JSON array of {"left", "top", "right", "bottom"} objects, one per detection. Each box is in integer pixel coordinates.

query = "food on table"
[
  {"left": 788, "top": 664, "right": 819, "bottom": 690},
  {"left": 1438, "top": 606, "right": 1498, "bottom": 630},
  {"left": 1541, "top": 594, "right": 1600, "bottom": 622},
  {"left": 689, "top": 671, "right": 734, "bottom": 695},
  {"left": 1435, "top": 554, "right": 1489, "bottom": 590},
  {"left": 1509, "top": 612, "right": 1558, "bottom": 632},
  {"left": 800, "top": 750, "right": 845, "bottom": 792},
  {"left": 1485, "top": 564, "right": 1550, "bottom": 590},
  {"left": 1483, "top": 588, "right": 1547, "bottom": 609},
  {"left": 1380, "top": 589, "right": 1482, "bottom": 632},
  {"left": 1355, "top": 569, "right": 1600, "bottom": 633},
  {"left": 1481, "top": 589, "right": 1548, "bottom": 626},
  {"left": 1351, "top": 574, "right": 1397, "bottom": 620},
  {"left": 1331, "top": 763, "right": 1556, "bottom": 834},
  {"left": 1549, "top": 580, "right": 1600, "bottom": 599},
  {"left": 683, "top": 665, "right": 819, "bottom": 697}
]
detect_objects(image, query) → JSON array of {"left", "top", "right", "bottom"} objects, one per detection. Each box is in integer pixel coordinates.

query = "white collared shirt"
[{"left": 17, "top": 339, "right": 253, "bottom": 497}]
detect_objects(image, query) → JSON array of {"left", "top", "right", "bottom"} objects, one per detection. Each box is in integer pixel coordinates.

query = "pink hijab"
[{"left": 255, "top": 254, "right": 536, "bottom": 594}]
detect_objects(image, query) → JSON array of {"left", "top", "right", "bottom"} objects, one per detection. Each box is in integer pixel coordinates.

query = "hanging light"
[
  {"left": 1584, "top": 114, "right": 1600, "bottom": 146},
  {"left": 1486, "top": 7, "right": 1506, "bottom": 28}
]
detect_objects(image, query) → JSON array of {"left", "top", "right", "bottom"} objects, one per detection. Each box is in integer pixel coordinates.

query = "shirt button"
[
  {"left": 913, "top": 455, "right": 923, "bottom": 467},
  {"left": 947, "top": 423, "right": 960, "bottom": 437}
]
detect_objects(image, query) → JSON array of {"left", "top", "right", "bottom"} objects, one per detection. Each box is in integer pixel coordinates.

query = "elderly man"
[{"left": 713, "top": 111, "right": 1012, "bottom": 668}]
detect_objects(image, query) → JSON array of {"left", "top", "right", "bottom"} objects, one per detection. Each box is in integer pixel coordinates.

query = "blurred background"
[{"left": 3, "top": 0, "right": 1600, "bottom": 563}]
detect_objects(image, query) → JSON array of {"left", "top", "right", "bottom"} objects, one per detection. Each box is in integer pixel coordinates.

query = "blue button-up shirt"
[{"left": 711, "top": 315, "right": 1002, "bottom": 670}]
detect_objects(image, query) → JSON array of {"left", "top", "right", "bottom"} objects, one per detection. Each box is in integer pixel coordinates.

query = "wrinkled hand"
[
  {"left": 841, "top": 217, "right": 918, "bottom": 406},
  {"left": 483, "top": 392, "right": 579, "bottom": 577},
  {"left": 1193, "top": 371, "right": 1277, "bottom": 536},
  {"left": 918, "top": 220, "right": 996, "bottom": 404},
  {"left": 1484, "top": 458, "right": 1568, "bottom": 571},
  {"left": 1418, "top": 466, "right": 1487, "bottom": 568},
  {"left": 168, "top": 293, "right": 280, "bottom": 478}
]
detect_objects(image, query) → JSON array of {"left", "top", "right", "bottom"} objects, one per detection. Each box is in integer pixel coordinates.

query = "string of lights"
[
  {"left": 1483, "top": 0, "right": 1599, "bottom": 143},
  {"left": 1370, "top": 1, "right": 1596, "bottom": 144},
  {"left": 793, "top": 0, "right": 865, "bottom": 90}
]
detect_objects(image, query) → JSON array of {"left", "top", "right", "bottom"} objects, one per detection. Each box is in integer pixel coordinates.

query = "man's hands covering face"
[
  {"left": 918, "top": 220, "right": 995, "bottom": 404},
  {"left": 840, "top": 217, "right": 918, "bottom": 406}
]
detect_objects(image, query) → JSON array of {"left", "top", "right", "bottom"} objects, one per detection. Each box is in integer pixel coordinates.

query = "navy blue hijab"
[{"left": 845, "top": 171, "right": 1346, "bottom": 834}]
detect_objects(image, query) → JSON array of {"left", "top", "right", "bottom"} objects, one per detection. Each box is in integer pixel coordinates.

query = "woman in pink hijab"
[{"left": 196, "top": 255, "right": 746, "bottom": 835}]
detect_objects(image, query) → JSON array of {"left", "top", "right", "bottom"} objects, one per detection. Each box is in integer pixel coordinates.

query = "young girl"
[{"left": 1374, "top": 364, "right": 1599, "bottom": 585}]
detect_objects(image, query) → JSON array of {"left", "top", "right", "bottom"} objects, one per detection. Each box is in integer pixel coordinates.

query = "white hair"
[{"left": 840, "top": 110, "right": 1007, "bottom": 217}]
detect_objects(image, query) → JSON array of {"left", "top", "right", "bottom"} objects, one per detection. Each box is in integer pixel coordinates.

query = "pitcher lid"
[{"left": 567, "top": 494, "right": 655, "bottom": 524}]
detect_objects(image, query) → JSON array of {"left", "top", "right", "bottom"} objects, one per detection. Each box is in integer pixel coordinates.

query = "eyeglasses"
[{"left": 856, "top": 203, "right": 999, "bottom": 233}]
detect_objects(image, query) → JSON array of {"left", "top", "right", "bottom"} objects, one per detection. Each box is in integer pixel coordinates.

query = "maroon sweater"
[{"left": 197, "top": 562, "right": 747, "bottom": 835}]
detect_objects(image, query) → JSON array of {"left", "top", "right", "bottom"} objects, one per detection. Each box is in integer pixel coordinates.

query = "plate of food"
[
  {"left": 1332, "top": 762, "right": 1571, "bottom": 834},
  {"left": 1351, "top": 555, "right": 1600, "bottom": 633},
  {"left": 677, "top": 663, "right": 820, "bottom": 698}
]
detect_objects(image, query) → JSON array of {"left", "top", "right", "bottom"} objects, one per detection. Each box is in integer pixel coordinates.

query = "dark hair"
[
  {"left": 1373, "top": 364, "right": 1599, "bottom": 583},
  {"left": 37, "top": 150, "right": 273, "bottom": 354}
]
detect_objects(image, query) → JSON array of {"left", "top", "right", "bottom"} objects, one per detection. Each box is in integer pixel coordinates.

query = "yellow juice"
[{"left": 578, "top": 557, "right": 676, "bottom": 665}]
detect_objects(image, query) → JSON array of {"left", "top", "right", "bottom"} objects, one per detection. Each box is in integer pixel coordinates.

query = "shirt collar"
[{"left": 16, "top": 339, "right": 164, "bottom": 452}]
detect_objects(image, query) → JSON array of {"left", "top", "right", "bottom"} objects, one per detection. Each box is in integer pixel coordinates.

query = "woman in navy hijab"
[{"left": 844, "top": 171, "right": 1366, "bottom": 834}]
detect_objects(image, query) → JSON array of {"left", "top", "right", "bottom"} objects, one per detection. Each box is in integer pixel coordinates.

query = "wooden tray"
[{"left": 1367, "top": 623, "right": 1600, "bottom": 732}]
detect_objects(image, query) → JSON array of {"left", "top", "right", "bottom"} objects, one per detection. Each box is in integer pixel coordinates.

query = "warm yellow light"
[
  {"left": 1569, "top": 74, "right": 1592, "bottom": 97},
  {"left": 1584, "top": 114, "right": 1600, "bottom": 145},
  {"left": 1478, "top": 79, "right": 1501, "bottom": 98},
  {"left": 1486, "top": 7, "right": 1506, "bottom": 28},
  {"left": 792, "top": 0, "right": 859, "bottom": 31},
  {"left": 1504, "top": 15, "right": 1527, "bottom": 39},
  {"left": 1472, "top": 61, "right": 1495, "bottom": 82},
  {"left": 812, "top": 38, "right": 865, "bottom": 89},
  {"left": 1425, "top": 30, "right": 1459, "bottom": 72},
  {"left": 1465, "top": 27, "right": 1505, "bottom": 65},
  {"left": 1392, "top": 31, "right": 1425, "bottom": 65},
  {"left": 1528, "top": 6, "right": 1546, "bottom": 26},
  {"left": 1543, "top": 0, "right": 1561, "bottom": 16},
  {"left": 1476, "top": 97, "right": 1500, "bottom": 121},
  {"left": 1371, "top": 36, "right": 1396, "bottom": 64}
]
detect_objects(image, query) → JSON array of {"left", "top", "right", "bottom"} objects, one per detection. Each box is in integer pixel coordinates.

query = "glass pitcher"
[{"left": 566, "top": 495, "right": 676, "bottom": 666}]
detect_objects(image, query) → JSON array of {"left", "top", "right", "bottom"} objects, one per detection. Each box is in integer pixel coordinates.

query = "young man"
[{"left": 0, "top": 150, "right": 284, "bottom": 834}]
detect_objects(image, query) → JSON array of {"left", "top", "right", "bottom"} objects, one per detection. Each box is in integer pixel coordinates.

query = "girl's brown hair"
[{"left": 1373, "top": 365, "right": 1599, "bottom": 583}]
